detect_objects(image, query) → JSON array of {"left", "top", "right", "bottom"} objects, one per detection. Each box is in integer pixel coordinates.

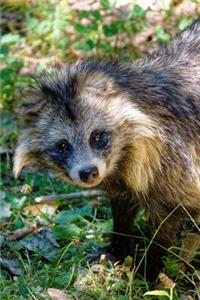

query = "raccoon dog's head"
[{"left": 14, "top": 62, "right": 156, "bottom": 188}]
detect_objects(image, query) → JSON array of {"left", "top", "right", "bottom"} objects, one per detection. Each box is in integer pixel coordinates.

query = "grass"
[
  {"left": 1, "top": 1, "right": 200, "bottom": 299},
  {"left": 1, "top": 149, "right": 199, "bottom": 299}
]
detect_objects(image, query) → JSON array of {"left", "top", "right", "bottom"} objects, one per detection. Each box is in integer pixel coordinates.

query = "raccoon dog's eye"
[
  {"left": 90, "top": 131, "right": 111, "bottom": 150},
  {"left": 55, "top": 139, "right": 71, "bottom": 153}
]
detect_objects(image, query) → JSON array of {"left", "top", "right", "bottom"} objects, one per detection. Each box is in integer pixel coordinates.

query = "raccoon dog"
[{"left": 14, "top": 19, "right": 200, "bottom": 277}]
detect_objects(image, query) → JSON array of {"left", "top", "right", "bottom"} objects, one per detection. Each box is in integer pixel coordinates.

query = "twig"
[
  {"left": 8, "top": 226, "right": 36, "bottom": 240},
  {"left": 35, "top": 190, "right": 108, "bottom": 203}
]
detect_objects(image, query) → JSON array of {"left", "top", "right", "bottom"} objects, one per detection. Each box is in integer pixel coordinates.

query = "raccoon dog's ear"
[
  {"left": 13, "top": 146, "right": 40, "bottom": 178},
  {"left": 14, "top": 82, "right": 47, "bottom": 177},
  {"left": 19, "top": 85, "right": 47, "bottom": 126}
]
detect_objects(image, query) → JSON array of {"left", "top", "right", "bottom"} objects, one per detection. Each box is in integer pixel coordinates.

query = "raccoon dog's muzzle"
[{"left": 69, "top": 158, "right": 106, "bottom": 188}]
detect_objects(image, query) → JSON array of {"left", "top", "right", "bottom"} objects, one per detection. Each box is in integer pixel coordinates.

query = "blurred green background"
[{"left": 1, "top": 0, "right": 199, "bottom": 111}]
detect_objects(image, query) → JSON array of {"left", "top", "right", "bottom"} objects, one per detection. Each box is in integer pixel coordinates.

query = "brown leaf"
[
  {"left": 21, "top": 184, "right": 32, "bottom": 194},
  {"left": 180, "top": 295, "right": 195, "bottom": 300},
  {"left": 23, "top": 203, "right": 58, "bottom": 216},
  {"left": 47, "top": 288, "right": 68, "bottom": 300},
  {"left": 91, "top": 264, "right": 105, "bottom": 273},
  {"left": 159, "top": 273, "right": 176, "bottom": 289}
]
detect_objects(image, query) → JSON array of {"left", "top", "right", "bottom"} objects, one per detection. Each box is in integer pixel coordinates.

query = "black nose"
[{"left": 79, "top": 166, "right": 99, "bottom": 183}]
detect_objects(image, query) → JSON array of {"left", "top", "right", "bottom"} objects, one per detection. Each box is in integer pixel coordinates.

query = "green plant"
[
  {"left": 0, "top": 38, "right": 32, "bottom": 110},
  {"left": 144, "top": 288, "right": 175, "bottom": 300}
]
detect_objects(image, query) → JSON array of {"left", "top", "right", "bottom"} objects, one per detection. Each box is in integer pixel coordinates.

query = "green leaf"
[
  {"left": 144, "top": 290, "right": 170, "bottom": 298},
  {"left": 92, "top": 10, "right": 101, "bottom": 21},
  {"left": 100, "top": 0, "right": 110, "bottom": 9},
  {"left": 154, "top": 27, "right": 171, "bottom": 43},
  {"left": 103, "top": 20, "right": 124, "bottom": 37},
  {"left": 27, "top": 17, "right": 39, "bottom": 30},
  {"left": 52, "top": 224, "right": 82, "bottom": 240},
  {"left": 0, "top": 68, "right": 14, "bottom": 81},
  {"left": 80, "top": 10, "right": 90, "bottom": 18},
  {"left": 37, "top": 20, "right": 52, "bottom": 34},
  {"left": 53, "top": 205, "right": 93, "bottom": 224},
  {"left": 178, "top": 18, "right": 192, "bottom": 31},
  {"left": 10, "top": 196, "right": 27, "bottom": 210},
  {"left": 163, "top": 257, "right": 179, "bottom": 276},
  {"left": 112, "top": 280, "right": 127, "bottom": 293},
  {"left": 115, "top": 20, "right": 124, "bottom": 30},
  {"left": 74, "top": 23, "right": 97, "bottom": 34},
  {"left": 74, "top": 23, "right": 85, "bottom": 34},
  {"left": 132, "top": 4, "right": 145, "bottom": 18},
  {"left": 98, "top": 219, "right": 112, "bottom": 232},
  {"left": 0, "top": 46, "right": 9, "bottom": 55},
  {"left": 127, "top": 21, "right": 142, "bottom": 33},
  {"left": 58, "top": 38, "right": 69, "bottom": 50},
  {"left": 103, "top": 24, "right": 117, "bottom": 37},
  {"left": 0, "top": 34, "right": 20, "bottom": 46},
  {"left": 0, "top": 198, "right": 12, "bottom": 222},
  {"left": 97, "top": 41, "right": 111, "bottom": 52},
  {"left": 10, "top": 59, "right": 23, "bottom": 70},
  {"left": 86, "top": 39, "right": 94, "bottom": 50}
]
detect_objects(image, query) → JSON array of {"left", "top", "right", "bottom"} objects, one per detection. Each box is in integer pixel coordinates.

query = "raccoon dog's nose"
[{"left": 79, "top": 166, "right": 99, "bottom": 183}]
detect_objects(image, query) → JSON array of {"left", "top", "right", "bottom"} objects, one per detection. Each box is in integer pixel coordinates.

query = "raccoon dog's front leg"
[
  {"left": 143, "top": 210, "right": 183, "bottom": 280},
  {"left": 110, "top": 194, "right": 139, "bottom": 260}
]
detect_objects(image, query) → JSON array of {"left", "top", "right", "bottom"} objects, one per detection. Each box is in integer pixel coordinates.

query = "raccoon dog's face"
[
  {"left": 14, "top": 63, "right": 136, "bottom": 188},
  {"left": 14, "top": 62, "right": 156, "bottom": 189}
]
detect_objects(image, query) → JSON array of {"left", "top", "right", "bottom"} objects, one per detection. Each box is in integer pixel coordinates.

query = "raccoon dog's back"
[{"left": 14, "top": 19, "right": 200, "bottom": 272}]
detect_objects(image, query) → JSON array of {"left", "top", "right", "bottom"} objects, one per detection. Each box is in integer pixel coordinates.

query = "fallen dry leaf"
[
  {"left": 180, "top": 295, "right": 195, "bottom": 300},
  {"left": 21, "top": 184, "right": 32, "bottom": 194},
  {"left": 91, "top": 264, "right": 105, "bottom": 273},
  {"left": 159, "top": 272, "right": 176, "bottom": 289},
  {"left": 23, "top": 203, "right": 58, "bottom": 216},
  {"left": 47, "top": 288, "right": 68, "bottom": 300}
]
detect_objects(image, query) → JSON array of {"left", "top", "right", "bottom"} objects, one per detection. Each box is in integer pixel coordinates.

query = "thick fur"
[{"left": 14, "top": 19, "right": 200, "bottom": 278}]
